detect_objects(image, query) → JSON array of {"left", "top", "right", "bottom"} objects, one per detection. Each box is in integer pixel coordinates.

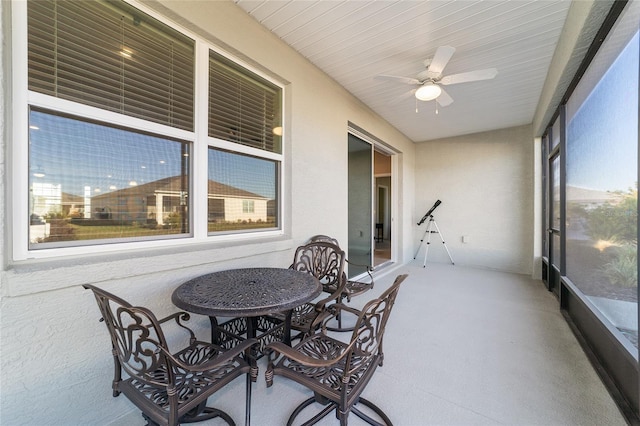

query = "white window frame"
[{"left": 10, "top": 0, "right": 285, "bottom": 261}]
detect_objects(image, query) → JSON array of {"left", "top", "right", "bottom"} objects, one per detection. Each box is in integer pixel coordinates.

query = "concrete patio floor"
[{"left": 110, "top": 261, "right": 626, "bottom": 426}]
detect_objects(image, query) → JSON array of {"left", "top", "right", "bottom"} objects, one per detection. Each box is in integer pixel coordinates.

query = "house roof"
[{"left": 91, "top": 176, "right": 268, "bottom": 201}]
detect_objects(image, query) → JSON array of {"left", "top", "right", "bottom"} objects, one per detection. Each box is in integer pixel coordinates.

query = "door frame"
[{"left": 348, "top": 122, "right": 400, "bottom": 269}]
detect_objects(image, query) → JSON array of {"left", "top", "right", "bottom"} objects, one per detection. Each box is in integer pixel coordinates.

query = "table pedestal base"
[{"left": 210, "top": 314, "right": 292, "bottom": 358}]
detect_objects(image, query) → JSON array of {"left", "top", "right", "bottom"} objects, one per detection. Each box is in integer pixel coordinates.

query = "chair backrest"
[
  {"left": 308, "top": 234, "right": 373, "bottom": 285},
  {"left": 290, "top": 241, "right": 346, "bottom": 294},
  {"left": 84, "top": 284, "right": 178, "bottom": 389},
  {"left": 344, "top": 274, "right": 408, "bottom": 373},
  {"left": 308, "top": 234, "right": 340, "bottom": 246}
]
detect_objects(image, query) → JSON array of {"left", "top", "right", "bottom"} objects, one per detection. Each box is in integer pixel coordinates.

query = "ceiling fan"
[{"left": 376, "top": 46, "right": 497, "bottom": 107}]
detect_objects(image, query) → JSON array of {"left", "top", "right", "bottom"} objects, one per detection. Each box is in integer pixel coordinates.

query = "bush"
[
  {"left": 586, "top": 187, "right": 637, "bottom": 243},
  {"left": 601, "top": 243, "right": 637, "bottom": 288},
  {"left": 165, "top": 212, "right": 184, "bottom": 229}
]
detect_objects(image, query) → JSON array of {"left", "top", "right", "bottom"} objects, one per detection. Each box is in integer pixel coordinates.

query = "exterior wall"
[
  {"left": 414, "top": 125, "right": 535, "bottom": 275},
  {"left": 0, "top": 1, "right": 416, "bottom": 425}
]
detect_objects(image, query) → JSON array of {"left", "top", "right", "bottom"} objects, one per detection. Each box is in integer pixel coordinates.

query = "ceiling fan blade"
[
  {"left": 436, "top": 88, "right": 453, "bottom": 106},
  {"left": 389, "top": 89, "right": 417, "bottom": 105},
  {"left": 427, "top": 46, "right": 456, "bottom": 76},
  {"left": 440, "top": 68, "right": 498, "bottom": 85},
  {"left": 375, "top": 74, "right": 420, "bottom": 85}
]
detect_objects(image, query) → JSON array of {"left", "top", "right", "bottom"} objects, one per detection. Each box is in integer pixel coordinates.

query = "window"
[
  {"left": 28, "top": 109, "right": 190, "bottom": 248},
  {"left": 26, "top": 0, "right": 194, "bottom": 249},
  {"left": 565, "top": 8, "right": 638, "bottom": 348},
  {"left": 207, "top": 148, "right": 278, "bottom": 233},
  {"left": 207, "top": 51, "right": 282, "bottom": 234},
  {"left": 17, "top": 0, "right": 284, "bottom": 258}
]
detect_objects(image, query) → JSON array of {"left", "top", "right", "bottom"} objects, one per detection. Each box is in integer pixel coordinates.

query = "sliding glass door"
[{"left": 348, "top": 134, "right": 373, "bottom": 276}]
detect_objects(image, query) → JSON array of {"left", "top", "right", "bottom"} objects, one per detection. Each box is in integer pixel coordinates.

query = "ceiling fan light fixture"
[{"left": 415, "top": 83, "right": 442, "bottom": 101}]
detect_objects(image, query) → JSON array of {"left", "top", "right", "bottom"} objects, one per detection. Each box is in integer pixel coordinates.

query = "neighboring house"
[
  {"left": 207, "top": 179, "right": 270, "bottom": 224},
  {"left": 31, "top": 176, "right": 269, "bottom": 226},
  {"left": 88, "top": 176, "right": 269, "bottom": 226}
]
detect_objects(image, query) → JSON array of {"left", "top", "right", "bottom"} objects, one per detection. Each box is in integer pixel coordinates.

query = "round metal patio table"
[
  {"left": 172, "top": 267, "right": 321, "bottom": 426},
  {"left": 172, "top": 267, "right": 321, "bottom": 319}
]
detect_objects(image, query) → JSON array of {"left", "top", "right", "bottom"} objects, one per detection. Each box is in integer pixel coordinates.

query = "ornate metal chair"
[
  {"left": 269, "top": 241, "right": 347, "bottom": 341},
  {"left": 265, "top": 274, "right": 408, "bottom": 426},
  {"left": 84, "top": 284, "right": 258, "bottom": 426},
  {"left": 308, "top": 235, "right": 375, "bottom": 331}
]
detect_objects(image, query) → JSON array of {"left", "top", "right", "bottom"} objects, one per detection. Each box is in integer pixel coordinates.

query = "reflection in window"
[
  {"left": 566, "top": 31, "right": 638, "bottom": 348},
  {"left": 207, "top": 148, "right": 278, "bottom": 233},
  {"left": 29, "top": 109, "right": 191, "bottom": 248}
]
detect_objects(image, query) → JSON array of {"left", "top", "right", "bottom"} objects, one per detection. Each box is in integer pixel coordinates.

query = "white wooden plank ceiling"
[{"left": 234, "top": 0, "right": 571, "bottom": 142}]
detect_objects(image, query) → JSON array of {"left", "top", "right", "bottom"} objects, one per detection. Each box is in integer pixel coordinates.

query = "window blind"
[
  {"left": 209, "top": 52, "right": 282, "bottom": 153},
  {"left": 28, "top": 0, "right": 195, "bottom": 131}
]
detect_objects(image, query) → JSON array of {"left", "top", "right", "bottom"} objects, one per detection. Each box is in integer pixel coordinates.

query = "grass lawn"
[{"left": 56, "top": 221, "right": 277, "bottom": 240}]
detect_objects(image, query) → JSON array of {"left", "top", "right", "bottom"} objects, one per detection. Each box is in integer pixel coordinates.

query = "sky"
[
  {"left": 566, "top": 32, "right": 638, "bottom": 193},
  {"left": 29, "top": 110, "right": 277, "bottom": 200}
]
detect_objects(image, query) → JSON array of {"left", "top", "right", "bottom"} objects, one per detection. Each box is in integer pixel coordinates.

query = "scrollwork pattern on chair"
[
  {"left": 84, "top": 284, "right": 256, "bottom": 426},
  {"left": 264, "top": 274, "right": 408, "bottom": 426}
]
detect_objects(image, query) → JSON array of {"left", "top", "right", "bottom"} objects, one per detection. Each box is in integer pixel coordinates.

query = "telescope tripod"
[{"left": 414, "top": 216, "right": 455, "bottom": 267}]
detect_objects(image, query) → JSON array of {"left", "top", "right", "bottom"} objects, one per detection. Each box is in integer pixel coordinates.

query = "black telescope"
[{"left": 417, "top": 200, "right": 442, "bottom": 225}]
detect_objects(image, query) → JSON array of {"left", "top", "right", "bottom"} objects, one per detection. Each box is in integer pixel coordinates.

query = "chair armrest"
[
  {"left": 320, "top": 303, "right": 361, "bottom": 332},
  {"left": 154, "top": 311, "right": 197, "bottom": 343},
  {"left": 327, "top": 302, "right": 361, "bottom": 318},
  {"left": 345, "top": 259, "right": 374, "bottom": 283},
  {"left": 157, "top": 311, "right": 191, "bottom": 325},
  {"left": 346, "top": 258, "right": 373, "bottom": 271},
  {"left": 313, "top": 289, "right": 341, "bottom": 312},
  {"left": 266, "top": 340, "right": 349, "bottom": 369}
]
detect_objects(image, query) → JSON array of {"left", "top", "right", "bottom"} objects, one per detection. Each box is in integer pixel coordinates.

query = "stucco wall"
[
  {"left": 414, "top": 125, "right": 535, "bottom": 274},
  {"left": 0, "top": 1, "right": 415, "bottom": 424}
]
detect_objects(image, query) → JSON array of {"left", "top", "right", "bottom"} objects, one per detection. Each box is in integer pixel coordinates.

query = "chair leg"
[
  {"left": 180, "top": 400, "right": 236, "bottom": 425},
  {"left": 339, "top": 407, "right": 349, "bottom": 426},
  {"left": 245, "top": 372, "right": 252, "bottom": 426},
  {"left": 351, "top": 397, "right": 393, "bottom": 426},
  {"left": 141, "top": 412, "right": 159, "bottom": 426},
  {"left": 287, "top": 397, "right": 336, "bottom": 426},
  {"left": 182, "top": 408, "right": 235, "bottom": 425}
]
